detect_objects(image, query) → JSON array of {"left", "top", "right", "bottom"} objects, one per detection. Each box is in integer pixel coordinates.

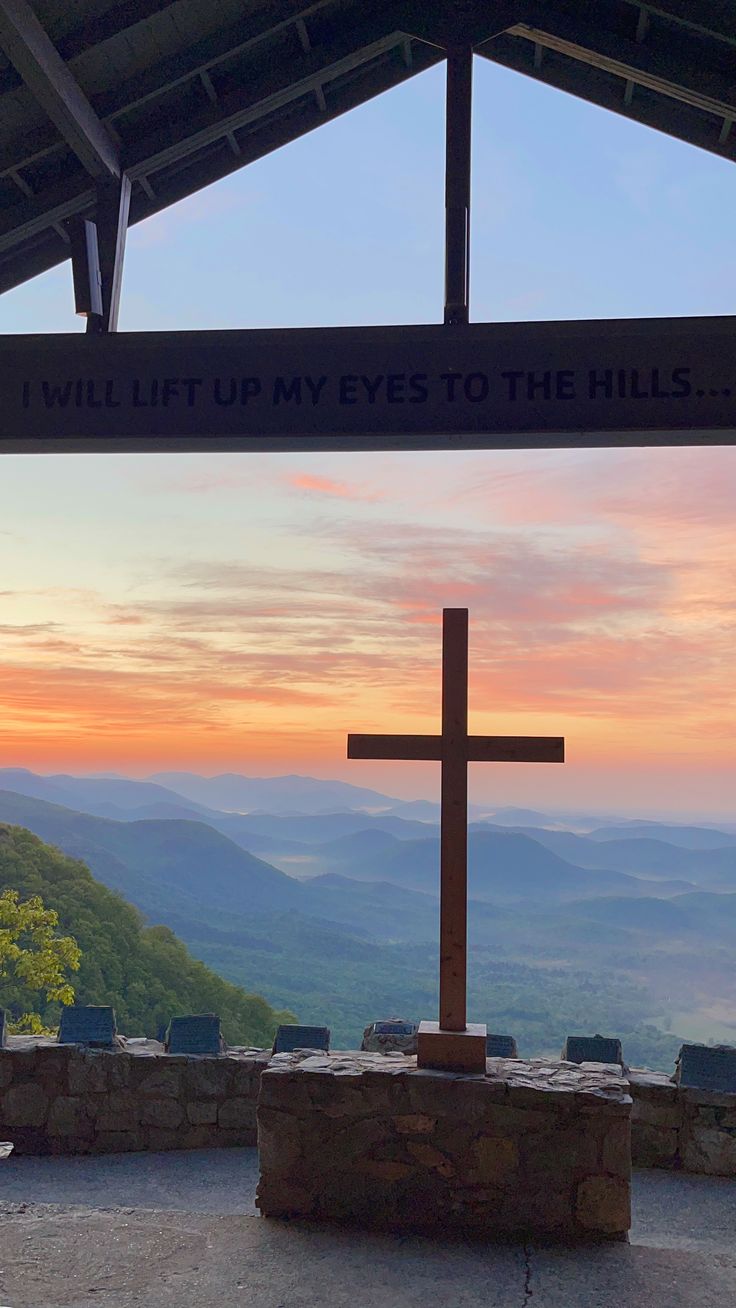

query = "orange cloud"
[{"left": 288, "top": 473, "right": 381, "bottom": 500}]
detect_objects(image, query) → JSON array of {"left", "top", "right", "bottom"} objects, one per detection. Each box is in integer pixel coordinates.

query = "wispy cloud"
[{"left": 287, "top": 472, "right": 383, "bottom": 501}]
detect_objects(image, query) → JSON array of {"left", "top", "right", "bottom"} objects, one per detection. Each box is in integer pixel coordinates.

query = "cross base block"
[{"left": 417, "top": 1020, "right": 488, "bottom": 1073}]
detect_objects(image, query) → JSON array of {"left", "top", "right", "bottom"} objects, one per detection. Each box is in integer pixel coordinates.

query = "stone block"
[
  {"left": 258, "top": 1107, "right": 303, "bottom": 1173},
  {"left": 92, "top": 1130, "right": 144, "bottom": 1154},
  {"left": 471, "top": 1135, "right": 519, "bottom": 1185},
  {"left": 218, "top": 1097, "right": 256, "bottom": 1130},
  {"left": 187, "top": 1100, "right": 218, "bottom": 1125},
  {"left": 576, "top": 1175, "right": 630, "bottom": 1235},
  {"left": 681, "top": 1125, "right": 736, "bottom": 1176},
  {"left": 134, "top": 1062, "right": 184, "bottom": 1098},
  {"left": 602, "top": 1119, "right": 632, "bottom": 1178},
  {"left": 631, "top": 1095, "right": 680, "bottom": 1129},
  {"left": 395, "top": 1113, "right": 436, "bottom": 1134},
  {"left": 184, "top": 1058, "right": 234, "bottom": 1099},
  {"left": 0, "top": 1053, "right": 12, "bottom": 1089},
  {"left": 180, "top": 1126, "right": 220, "bottom": 1149},
  {"left": 140, "top": 1097, "right": 184, "bottom": 1129},
  {"left": 2, "top": 1082, "right": 48, "bottom": 1127},
  {"left": 67, "top": 1051, "right": 110, "bottom": 1096},
  {"left": 93, "top": 1090, "right": 139, "bottom": 1133},
  {"left": 144, "top": 1128, "right": 184, "bottom": 1151},
  {"left": 631, "top": 1121, "right": 679, "bottom": 1169},
  {"left": 47, "top": 1096, "right": 92, "bottom": 1138}
]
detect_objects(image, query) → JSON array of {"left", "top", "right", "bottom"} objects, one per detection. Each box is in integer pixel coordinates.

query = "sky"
[{"left": 1, "top": 60, "right": 735, "bottom": 818}]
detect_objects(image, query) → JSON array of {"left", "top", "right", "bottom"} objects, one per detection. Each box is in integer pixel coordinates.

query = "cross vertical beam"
[
  {"left": 347, "top": 607, "right": 564, "bottom": 1072},
  {"left": 440, "top": 607, "right": 468, "bottom": 1030},
  {"left": 444, "top": 44, "right": 472, "bottom": 326}
]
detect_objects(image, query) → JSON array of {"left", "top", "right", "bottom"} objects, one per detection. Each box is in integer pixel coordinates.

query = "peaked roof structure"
[{"left": 0, "top": 0, "right": 734, "bottom": 297}]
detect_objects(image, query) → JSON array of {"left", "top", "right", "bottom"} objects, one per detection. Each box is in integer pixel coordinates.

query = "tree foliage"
[
  {"left": 0, "top": 887, "right": 81, "bottom": 1032},
  {"left": 0, "top": 824, "right": 294, "bottom": 1045}
]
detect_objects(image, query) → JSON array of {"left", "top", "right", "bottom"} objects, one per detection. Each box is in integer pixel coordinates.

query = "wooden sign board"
[{"left": 1, "top": 315, "right": 735, "bottom": 453}]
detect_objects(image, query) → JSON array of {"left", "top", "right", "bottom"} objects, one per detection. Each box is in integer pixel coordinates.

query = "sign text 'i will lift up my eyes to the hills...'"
[{"left": 1, "top": 316, "right": 735, "bottom": 452}]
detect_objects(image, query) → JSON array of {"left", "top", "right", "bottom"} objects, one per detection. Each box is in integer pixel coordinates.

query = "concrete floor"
[{"left": 1, "top": 1151, "right": 735, "bottom": 1307}]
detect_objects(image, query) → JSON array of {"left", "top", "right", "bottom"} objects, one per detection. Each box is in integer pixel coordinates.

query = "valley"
[{"left": 0, "top": 768, "right": 734, "bottom": 1069}]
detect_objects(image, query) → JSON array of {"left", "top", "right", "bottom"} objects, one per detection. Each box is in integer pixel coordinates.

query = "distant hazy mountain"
[
  {"left": 588, "top": 822, "right": 736, "bottom": 850},
  {"left": 488, "top": 826, "right": 736, "bottom": 884},
  {"left": 214, "top": 811, "right": 434, "bottom": 847},
  {"left": 0, "top": 769, "right": 213, "bottom": 820},
  {"left": 304, "top": 827, "right": 693, "bottom": 902},
  {"left": 0, "top": 789, "right": 303, "bottom": 922},
  {"left": 147, "top": 771, "right": 402, "bottom": 814}
]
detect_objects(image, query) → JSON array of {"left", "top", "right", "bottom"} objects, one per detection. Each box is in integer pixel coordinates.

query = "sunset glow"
[{"left": 2, "top": 444, "right": 734, "bottom": 816}]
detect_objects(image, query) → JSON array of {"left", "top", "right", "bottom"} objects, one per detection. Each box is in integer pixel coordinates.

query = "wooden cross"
[{"left": 348, "top": 608, "right": 564, "bottom": 1071}]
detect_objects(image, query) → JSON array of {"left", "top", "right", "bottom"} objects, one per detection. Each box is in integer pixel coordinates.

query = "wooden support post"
[
  {"left": 444, "top": 44, "right": 472, "bottom": 326},
  {"left": 439, "top": 608, "right": 468, "bottom": 1030},
  {"left": 87, "top": 172, "right": 131, "bottom": 334},
  {"left": 67, "top": 217, "right": 102, "bottom": 319}
]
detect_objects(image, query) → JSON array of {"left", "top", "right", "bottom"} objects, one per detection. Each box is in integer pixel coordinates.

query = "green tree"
[{"left": 0, "top": 888, "right": 81, "bottom": 1031}]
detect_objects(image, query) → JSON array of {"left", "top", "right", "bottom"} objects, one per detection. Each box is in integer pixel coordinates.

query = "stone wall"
[
  {"left": 3, "top": 1036, "right": 735, "bottom": 1178},
  {"left": 629, "top": 1069, "right": 736, "bottom": 1175},
  {"left": 0, "top": 1035, "right": 267, "bottom": 1155},
  {"left": 256, "top": 1052, "right": 632, "bottom": 1240}
]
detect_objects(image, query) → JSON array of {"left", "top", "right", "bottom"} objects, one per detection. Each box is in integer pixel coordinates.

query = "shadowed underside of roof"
[{"left": 0, "top": 0, "right": 734, "bottom": 297}]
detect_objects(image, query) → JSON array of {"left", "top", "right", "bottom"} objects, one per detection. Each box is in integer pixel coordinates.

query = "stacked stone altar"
[{"left": 256, "top": 1051, "right": 632, "bottom": 1239}]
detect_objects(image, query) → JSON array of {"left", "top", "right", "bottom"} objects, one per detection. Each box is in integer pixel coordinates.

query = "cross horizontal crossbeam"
[{"left": 348, "top": 734, "right": 564, "bottom": 763}]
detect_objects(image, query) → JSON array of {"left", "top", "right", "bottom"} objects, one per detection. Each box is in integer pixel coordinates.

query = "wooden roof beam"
[
  {"left": 504, "top": 11, "right": 736, "bottom": 122},
  {"left": 0, "top": 0, "right": 120, "bottom": 179}
]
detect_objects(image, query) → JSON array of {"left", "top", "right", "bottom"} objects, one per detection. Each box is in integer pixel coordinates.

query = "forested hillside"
[{"left": 0, "top": 824, "right": 294, "bottom": 1044}]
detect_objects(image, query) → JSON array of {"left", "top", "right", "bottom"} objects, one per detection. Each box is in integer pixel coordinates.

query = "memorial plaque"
[
  {"left": 165, "top": 1013, "right": 224, "bottom": 1056},
  {"left": 676, "top": 1043, "right": 736, "bottom": 1092},
  {"left": 0, "top": 1008, "right": 6, "bottom": 1048},
  {"left": 486, "top": 1033, "right": 518, "bottom": 1058},
  {"left": 563, "top": 1034, "right": 623, "bottom": 1066},
  {"left": 373, "top": 1022, "right": 418, "bottom": 1037},
  {"left": 273, "top": 1024, "right": 330, "bottom": 1054},
  {"left": 2, "top": 316, "right": 736, "bottom": 453},
  {"left": 58, "top": 1005, "right": 117, "bottom": 1047}
]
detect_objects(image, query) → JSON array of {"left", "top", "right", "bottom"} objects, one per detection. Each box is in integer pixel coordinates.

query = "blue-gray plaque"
[
  {"left": 486, "top": 1033, "right": 518, "bottom": 1058},
  {"left": 563, "top": 1034, "right": 623, "bottom": 1065},
  {"left": 166, "top": 1013, "right": 224, "bottom": 1055},
  {"left": 0, "top": 1008, "right": 6, "bottom": 1048},
  {"left": 58, "top": 1005, "right": 117, "bottom": 1047},
  {"left": 273, "top": 1024, "right": 330, "bottom": 1054},
  {"left": 676, "top": 1044, "right": 736, "bottom": 1092},
  {"left": 374, "top": 1022, "right": 417, "bottom": 1037}
]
